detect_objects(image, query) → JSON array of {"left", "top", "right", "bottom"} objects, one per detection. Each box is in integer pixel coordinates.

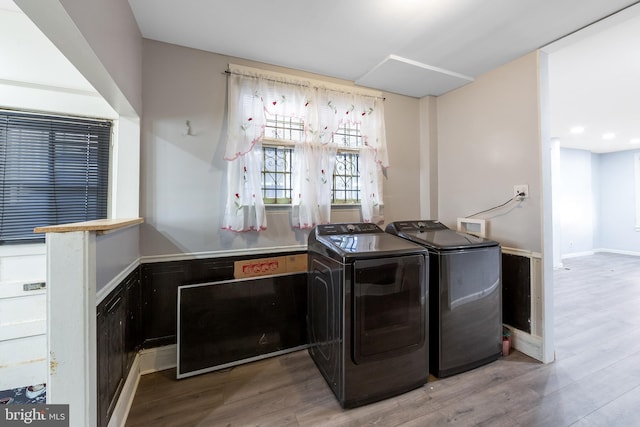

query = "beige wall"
[
  {"left": 436, "top": 51, "right": 544, "bottom": 252},
  {"left": 383, "top": 93, "right": 423, "bottom": 223},
  {"left": 140, "top": 39, "right": 424, "bottom": 257}
]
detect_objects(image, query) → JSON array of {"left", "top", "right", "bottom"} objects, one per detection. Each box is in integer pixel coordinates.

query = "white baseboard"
[
  {"left": 107, "top": 345, "right": 176, "bottom": 427},
  {"left": 139, "top": 344, "right": 177, "bottom": 375},
  {"left": 560, "top": 250, "right": 595, "bottom": 259},
  {"left": 594, "top": 248, "right": 640, "bottom": 257},
  {"left": 139, "top": 245, "right": 307, "bottom": 264},
  {"left": 107, "top": 355, "right": 141, "bottom": 427},
  {"left": 561, "top": 248, "right": 640, "bottom": 260},
  {"left": 504, "top": 325, "right": 544, "bottom": 362}
]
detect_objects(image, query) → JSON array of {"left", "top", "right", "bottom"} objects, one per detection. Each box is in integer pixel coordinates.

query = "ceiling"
[
  {"left": 2, "top": 0, "right": 640, "bottom": 153},
  {"left": 545, "top": 8, "right": 640, "bottom": 153},
  {"left": 127, "top": 1, "right": 637, "bottom": 97},
  {"left": 127, "top": 0, "right": 640, "bottom": 153}
]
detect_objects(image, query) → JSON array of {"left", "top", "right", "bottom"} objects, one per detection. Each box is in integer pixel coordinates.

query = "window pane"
[
  {"left": 265, "top": 114, "right": 303, "bottom": 142},
  {"left": 333, "top": 152, "right": 360, "bottom": 204},
  {"left": 334, "top": 122, "right": 363, "bottom": 148},
  {"left": 261, "top": 146, "right": 291, "bottom": 204}
]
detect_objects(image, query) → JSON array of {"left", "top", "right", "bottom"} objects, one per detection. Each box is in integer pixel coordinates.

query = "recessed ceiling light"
[
  {"left": 570, "top": 126, "right": 584, "bottom": 134},
  {"left": 602, "top": 132, "right": 616, "bottom": 140},
  {"left": 631, "top": 138, "right": 640, "bottom": 144}
]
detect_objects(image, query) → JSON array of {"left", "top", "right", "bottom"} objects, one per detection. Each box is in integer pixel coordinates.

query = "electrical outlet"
[{"left": 514, "top": 184, "right": 529, "bottom": 199}]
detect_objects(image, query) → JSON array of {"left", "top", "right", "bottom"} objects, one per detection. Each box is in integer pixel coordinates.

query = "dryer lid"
[{"left": 386, "top": 220, "right": 498, "bottom": 251}]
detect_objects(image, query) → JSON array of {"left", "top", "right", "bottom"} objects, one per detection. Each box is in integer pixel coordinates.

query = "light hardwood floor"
[{"left": 125, "top": 253, "right": 640, "bottom": 426}]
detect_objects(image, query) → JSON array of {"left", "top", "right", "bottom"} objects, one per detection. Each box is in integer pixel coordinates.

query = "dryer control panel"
[{"left": 389, "top": 220, "right": 449, "bottom": 232}]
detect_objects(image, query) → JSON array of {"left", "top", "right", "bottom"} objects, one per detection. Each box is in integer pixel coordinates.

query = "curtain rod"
[{"left": 223, "top": 70, "right": 385, "bottom": 101}]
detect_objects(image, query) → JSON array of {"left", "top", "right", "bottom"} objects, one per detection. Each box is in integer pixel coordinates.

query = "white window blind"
[{"left": 0, "top": 111, "right": 111, "bottom": 243}]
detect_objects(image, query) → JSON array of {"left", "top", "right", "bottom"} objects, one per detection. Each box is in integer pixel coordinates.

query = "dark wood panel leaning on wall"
[
  {"left": 177, "top": 272, "right": 308, "bottom": 377},
  {"left": 501, "top": 253, "right": 531, "bottom": 333}
]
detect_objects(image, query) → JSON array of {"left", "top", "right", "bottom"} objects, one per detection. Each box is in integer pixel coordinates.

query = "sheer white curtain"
[
  {"left": 291, "top": 143, "right": 337, "bottom": 228},
  {"left": 222, "top": 69, "right": 267, "bottom": 231},
  {"left": 223, "top": 64, "right": 388, "bottom": 231}
]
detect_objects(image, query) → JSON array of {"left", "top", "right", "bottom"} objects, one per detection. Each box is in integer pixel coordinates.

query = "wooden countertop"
[{"left": 34, "top": 218, "right": 144, "bottom": 234}]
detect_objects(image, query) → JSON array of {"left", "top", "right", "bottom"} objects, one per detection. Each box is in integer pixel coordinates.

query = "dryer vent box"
[{"left": 457, "top": 218, "right": 486, "bottom": 237}]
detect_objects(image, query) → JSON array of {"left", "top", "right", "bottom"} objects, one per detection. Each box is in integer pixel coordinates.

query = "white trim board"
[
  {"left": 107, "top": 354, "right": 141, "bottom": 427},
  {"left": 106, "top": 345, "right": 176, "bottom": 427},
  {"left": 562, "top": 248, "right": 640, "bottom": 259},
  {"left": 139, "top": 245, "right": 307, "bottom": 264},
  {"left": 96, "top": 258, "right": 140, "bottom": 305},
  {"left": 501, "top": 247, "right": 546, "bottom": 362}
]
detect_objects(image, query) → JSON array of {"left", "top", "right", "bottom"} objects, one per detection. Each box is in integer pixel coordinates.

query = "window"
[
  {"left": 0, "top": 111, "right": 111, "bottom": 244},
  {"left": 223, "top": 64, "right": 388, "bottom": 231},
  {"left": 262, "top": 115, "right": 362, "bottom": 204}
]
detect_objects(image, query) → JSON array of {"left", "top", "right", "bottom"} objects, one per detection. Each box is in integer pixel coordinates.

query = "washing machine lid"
[
  {"left": 386, "top": 220, "right": 498, "bottom": 251},
  {"left": 312, "top": 223, "right": 427, "bottom": 259}
]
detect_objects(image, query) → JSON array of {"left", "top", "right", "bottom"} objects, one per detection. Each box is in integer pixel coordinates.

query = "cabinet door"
[
  {"left": 96, "top": 308, "right": 109, "bottom": 427},
  {"left": 124, "top": 273, "right": 141, "bottom": 371},
  {"left": 141, "top": 263, "right": 187, "bottom": 347},
  {"left": 105, "top": 291, "right": 126, "bottom": 416}
]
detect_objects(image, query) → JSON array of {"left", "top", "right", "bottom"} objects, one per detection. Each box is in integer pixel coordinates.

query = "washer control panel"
[{"left": 315, "top": 223, "right": 383, "bottom": 235}]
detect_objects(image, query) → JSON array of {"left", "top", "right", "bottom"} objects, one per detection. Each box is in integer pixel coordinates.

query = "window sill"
[{"left": 264, "top": 204, "right": 362, "bottom": 209}]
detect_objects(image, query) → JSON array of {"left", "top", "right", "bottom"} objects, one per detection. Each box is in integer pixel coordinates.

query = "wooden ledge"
[{"left": 34, "top": 218, "right": 144, "bottom": 234}]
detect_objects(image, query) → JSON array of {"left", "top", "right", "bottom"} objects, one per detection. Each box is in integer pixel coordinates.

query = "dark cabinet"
[
  {"left": 124, "top": 273, "right": 141, "bottom": 371},
  {"left": 140, "top": 259, "right": 234, "bottom": 347},
  {"left": 96, "top": 310, "right": 108, "bottom": 427},
  {"left": 105, "top": 290, "right": 125, "bottom": 414},
  {"left": 141, "top": 262, "right": 188, "bottom": 347},
  {"left": 97, "top": 269, "right": 141, "bottom": 427}
]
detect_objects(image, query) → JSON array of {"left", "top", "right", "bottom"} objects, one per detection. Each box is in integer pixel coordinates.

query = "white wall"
[
  {"left": 0, "top": 245, "right": 46, "bottom": 390},
  {"left": 597, "top": 149, "right": 640, "bottom": 253},
  {"left": 436, "top": 52, "right": 543, "bottom": 252},
  {"left": 140, "top": 39, "right": 424, "bottom": 258},
  {"left": 557, "top": 148, "right": 595, "bottom": 255},
  {"left": 553, "top": 148, "right": 640, "bottom": 257}
]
